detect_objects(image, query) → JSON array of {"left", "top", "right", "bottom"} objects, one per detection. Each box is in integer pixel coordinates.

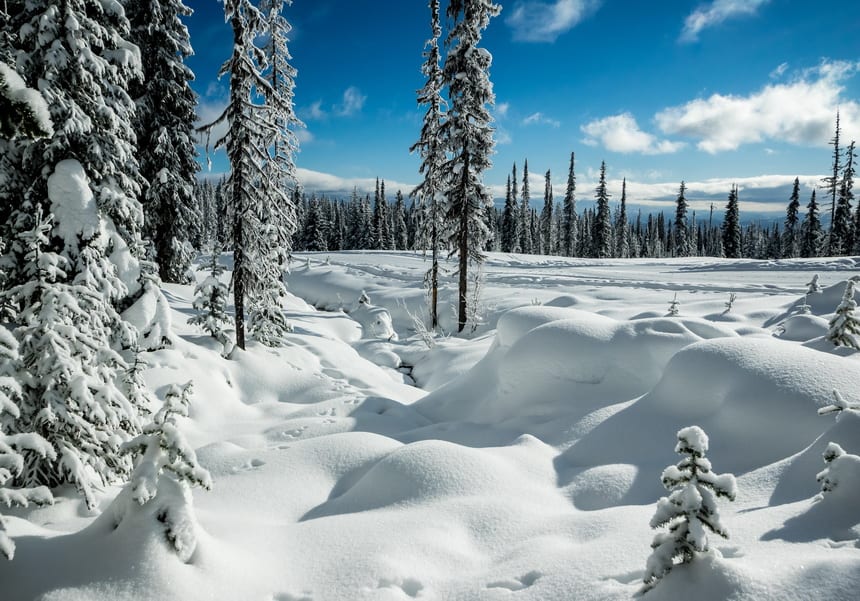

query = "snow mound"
[
  {"left": 350, "top": 294, "right": 398, "bottom": 341},
  {"left": 777, "top": 314, "right": 829, "bottom": 342},
  {"left": 302, "top": 438, "right": 555, "bottom": 519},
  {"left": 563, "top": 337, "right": 860, "bottom": 494}
]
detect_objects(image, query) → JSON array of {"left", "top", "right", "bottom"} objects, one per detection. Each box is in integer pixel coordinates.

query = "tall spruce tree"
[
  {"left": 831, "top": 140, "right": 856, "bottom": 256},
  {"left": 822, "top": 111, "right": 842, "bottom": 248},
  {"left": 501, "top": 174, "right": 518, "bottom": 252},
  {"left": 204, "top": 0, "right": 272, "bottom": 351},
  {"left": 617, "top": 177, "right": 629, "bottom": 258},
  {"left": 801, "top": 189, "right": 823, "bottom": 258},
  {"left": 409, "top": 0, "right": 447, "bottom": 329},
  {"left": 541, "top": 169, "right": 553, "bottom": 255},
  {"left": 562, "top": 151, "right": 577, "bottom": 256},
  {"left": 519, "top": 159, "right": 532, "bottom": 254},
  {"left": 393, "top": 190, "right": 408, "bottom": 250},
  {"left": 721, "top": 185, "right": 741, "bottom": 258},
  {"left": 674, "top": 181, "right": 690, "bottom": 257},
  {"left": 594, "top": 161, "right": 612, "bottom": 258},
  {"left": 127, "top": 0, "right": 200, "bottom": 284},
  {"left": 782, "top": 177, "right": 801, "bottom": 258},
  {"left": 440, "top": 0, "right": 500, "bottom": 332}
]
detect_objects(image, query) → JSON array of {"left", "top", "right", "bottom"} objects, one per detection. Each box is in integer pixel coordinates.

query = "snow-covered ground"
[{"left": 3, "top": 251, "right": 860, "bottom": 600}]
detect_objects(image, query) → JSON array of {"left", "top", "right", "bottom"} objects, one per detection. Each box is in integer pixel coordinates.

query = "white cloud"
[
  {"left": 681, "top": 0, "right": 770, "bottom": 43},
  {"left": 769, "top": 62, "right": 789, "bottom": 80},
  {"left": 295, "top": 167, "right": 414, "bottom": 196},
  {"left": 581, "top": 113, "right": 685, "bottom": 154},
  {"left": 655, "top": 60, "right": 860, "bottom": 153},
  {"left": 496, "top": 127, "right": 513, "bottom": 145},
  {"left": 195, "top": 98, "right": 229, "bottom": 151},
  {"left": 496, "top": 102, "right": 510, "bottom": 119},
  {"left": 523, "top": 112, "right": 561, "bottom": 127},
  {"left": 506, "top": 0, "right": 600, "bottom": 43},
  {"left": 296, "top": 128, "right": 314, "bottom": 144},
  {"left": 336, "top": 86, "right": 366, "bottom": 117}
]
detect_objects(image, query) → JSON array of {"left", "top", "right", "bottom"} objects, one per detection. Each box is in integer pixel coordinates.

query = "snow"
[
  {"left": 47, "top": 160, "right": 100, "bottom": 252},
  {"left": 3, "top": 251, "right": 860, "bottom": 600},
  {"left": 0, "top": 61, "right": 54, "bottom": 137}
]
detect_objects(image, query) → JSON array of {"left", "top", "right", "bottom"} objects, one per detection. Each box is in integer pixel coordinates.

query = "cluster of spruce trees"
[
  {"left": 196, "top": 115, "right": 856, "bottom": 264},
  {"left": 0, "top": 0, "right": 302, "bottom": 554}
]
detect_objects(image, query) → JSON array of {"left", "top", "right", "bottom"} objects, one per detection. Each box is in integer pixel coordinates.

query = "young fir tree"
[
  {"left": 562, "top": 151, "right": 577, "bottom": 257},
  {"left": 827, "top": 279, "right": 860, "bottom": 350},
  {"left": 189, "top": 249, "right": 234, "bottom": 356},
  {"left": 721, "top": 185, "right": 741, "bottom": 258},
  {"left": 781, "top": 177, "right": 802, "bottom": 258},
  {"left": 127, "top": 0, "right": 200, "bottom": 284},
  {"left": 640, "top": 426, "right": 737, "bottom": 595},
  {"left": 440, "top": 0, "right": 501, "bottom": 333},
  {"left": 519, "top": 159, "right": 533, "bottom": 254},
  {"left": 674, "top": 181, "right": 690, "bottom": 257},
  {"left": 594, "top": 161, "right": 612, "bottom": 258},
  {"left": 541, "top": 169, "right": 554, "bottom": 255},
  {"left": 800, "top": 190, "right": 823, "bottom": 258},
  {"left": 119, "top": 382, "right": 212, "bottom": 562}
]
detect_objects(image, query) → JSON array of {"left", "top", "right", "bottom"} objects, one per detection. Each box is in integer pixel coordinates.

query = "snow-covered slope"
[{"left": 3, "top": 251, "right": 859, "bottom": 601}]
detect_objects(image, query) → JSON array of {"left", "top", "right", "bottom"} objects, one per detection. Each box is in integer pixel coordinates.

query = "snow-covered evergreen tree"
[
  {"left": 188, "top": 250, "right": 234, "bottom": 356},
  {"left": 119, "top": 381, "right": 212, "bottom": 562},
  {"left": 806, "top": 273, "right": 822, "bottom": 294},
  {"left": 5, "top": 199, "right": 143, "bottom": 508},
  {"left": 561, "top": 151, "right": 577, "bottom": 257},
  {"left": 440, "top": 0, "right": 500, "bottom": 333},
  {"left": 0, "top": 62, "right": 54, "bottom": 142},
  {"left": 815, "top": 442, "right": 858, "bottom": 495},
  {"left": 393, "top": 190, "right": 408, "bottom": 250},
  {"left": 667, "top": 293, "right": 680, "bottom": 316},
  {"left": 827, "top": 278, "right": 860, "bottom": 349},
  {"left": 782, "top": 177, "right": 801, "bottom": 258},
  {"left": 0, "top": 327, "right": 55, "bottom": 560},
  {"left": 721, "top": 185, "right": 741, "bottom": 258},
  {"left": 800, "top": 190, "right": 823, "bottom": 258},
  {"left": 501, "top": 174, "right": 519, "bottom": 253},
  {"left": 127, "top": 0, "right": 200, "bottom": 284},
  {"left": 594, "top": 161, "right": 612, "bottom": 258},
  {"left": 519, "top": 159, "right": 532, "bottom": 254},
  {"left": 831, "top": 140, "right": 856, "bottom": 256},
  {"left": 640, "top": 426, "right": 737, "bottom": 595},
  {"left": 617, "top": 178, "right": 629, "bottom": 258},
  {"left": 540, "top": 169, "right": 554, "bottom": 255},
  {"left": 674, "top": 181, "right": 690, "bottom": 257}
]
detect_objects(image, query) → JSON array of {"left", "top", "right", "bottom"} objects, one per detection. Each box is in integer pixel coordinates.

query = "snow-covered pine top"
[{"left": 676, "top": 425, "right": 708, "bottom": 456}]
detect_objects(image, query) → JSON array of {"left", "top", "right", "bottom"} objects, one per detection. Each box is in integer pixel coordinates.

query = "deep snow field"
[{"left": 3, "top": 251, "right": 860, "bottom": 600}]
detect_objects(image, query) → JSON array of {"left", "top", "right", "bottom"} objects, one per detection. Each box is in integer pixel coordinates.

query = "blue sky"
[{"left": 187, "top": 0, "right": 860, "bottom": 215}]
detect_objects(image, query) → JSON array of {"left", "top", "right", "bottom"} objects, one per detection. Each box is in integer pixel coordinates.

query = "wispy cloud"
[
  {"left": 336, "top": 86, "right": 366, "bottom": 117},
  {"left": 496, "top": 102, "right": 511, "bottom": 119},
  {"left": 506, "top": 0, "right": 600, "bottom": 43},
  {"left": 769, "top": 62, "right": 789, "bottom": 80},
  {"left": 305, "top": 100, "right": 327, "bottom": 121},
  {"left": 681, "top": 0, "right": 771, "bottom": 43},
  {"left": 581, "top": 113, "right": 685, "bottom": 154},
  {"left": 523, "top": 112, "right": 561, "bottom": 128},
  {"left": 655, "top": 59, "right": 860, "bottom": 153}
]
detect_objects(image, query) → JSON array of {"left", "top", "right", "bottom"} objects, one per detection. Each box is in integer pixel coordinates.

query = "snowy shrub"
[
  {"left": 826, "top": 279, "right": 860, "bottom": 349},
  {"left": 639, "top": 426, "right": 737, "bottom": 595},
  {"left": 0, "top": 328, "right": 55, "bottom": 560},
  {"left": 188, "top": 252, "right": 234, "bottom": 356},
  {"left": 816, "top": 442, "right": 849, "bottom": 494},
  {"left": 798, "top": 293, "right": 812, "bottom": 315},
  {"left": 119, "top": 382, "right": 212, "bottom": 562},
  {"left": 723, "top": 292, "right": 737, "bottom": 314},
  {"left": 667, "top": 293, "right": 680, "bottom": 317},
  {"left": 806, "top": 274, "right": 823, "bottom": 294}
]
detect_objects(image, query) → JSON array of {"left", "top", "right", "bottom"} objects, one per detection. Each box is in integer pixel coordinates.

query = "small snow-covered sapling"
[
  {"left": 639, "top": 426, "right": 737, "bottom": 595},
  {"left": 826, "top": 280, "right": 860, "bottom": 349},
  {"left": 723, "top": 292, "right": 737, "bottom": 313},
  {"left": 120, "top": 382, "right": 212, "bottom": 561},
  {"left": 806, "top": 274, "right": 822, "bottom": 294},
  {"left": 798, "top": 293, "right": 812, "bottom": 315},
  {"left": 818, "top": 389, "right": 860, "bottom": 417},
  {"left": 667, "top": 293, "right": 680, "bottom": 317},
  {"left": 816, "top": 442, "right": 847, "bottom": 494}
]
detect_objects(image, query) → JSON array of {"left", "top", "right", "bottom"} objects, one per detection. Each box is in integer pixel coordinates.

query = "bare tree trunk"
[{"left": 457, "top": 153, "right": 470, "bottom": 333}]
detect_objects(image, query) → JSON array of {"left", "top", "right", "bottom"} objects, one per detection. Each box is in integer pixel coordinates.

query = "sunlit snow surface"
[{"left": 3, "top": 251, "right": 860, "bottom": 600}]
